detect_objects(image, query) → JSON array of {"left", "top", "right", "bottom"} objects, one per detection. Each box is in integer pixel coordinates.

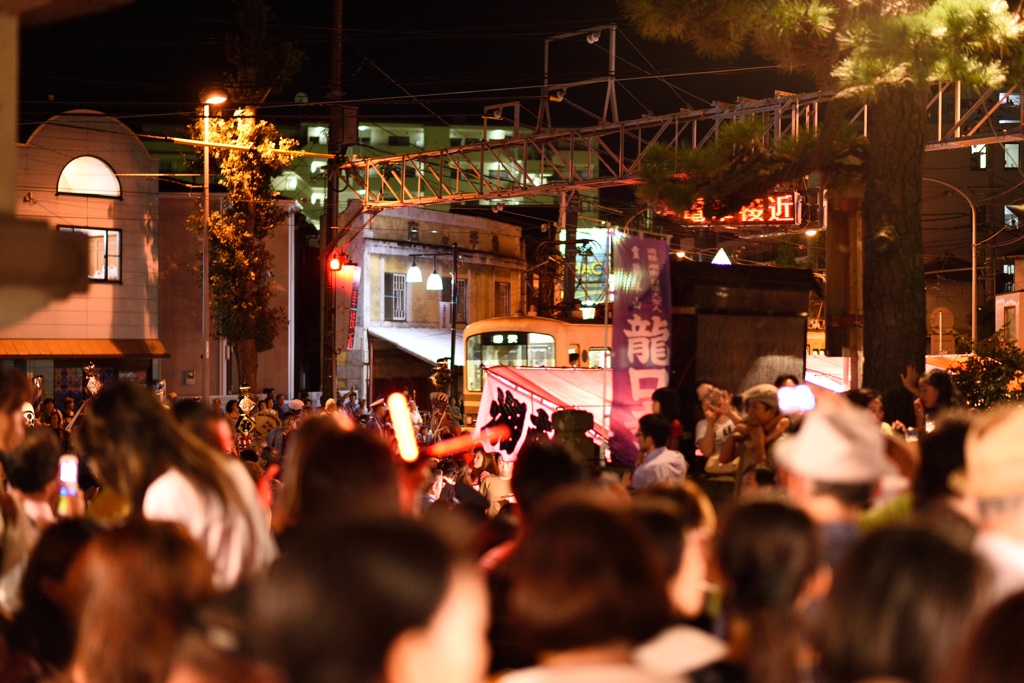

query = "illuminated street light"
[{"left": 201, "top": 87, "right": 227, "bottom": 405}]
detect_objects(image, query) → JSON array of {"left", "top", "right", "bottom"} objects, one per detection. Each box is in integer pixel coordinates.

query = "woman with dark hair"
[
  {"left": 914, "top": 368, "right": 962, "bottom": 435},
  {"left": 498, "top": 494, "right": 671, "bottom": 682},
  {"left": 272, "top": 418, "right": 399, "bottom": 538},
  {"left": 74, "top": 381, "right": 277, "bottom": 590},
  {"left": 69, "top": 521, "right": 215, "bottom": 683},
  {"left": 632, "top": 487, "right": 726, "bottom": 679},
  {"left": 1, "top": 519, "right": 100, "bottom": 681},
  {"left": 844, "top": 387, "right": 897, "bottom": 437},
  {"left": 817, "top": 526, "right": 987, "bottom": 683},
  {"left": 702, "top": 500, "right": 825, "bottom": 683},
  {"left": 250, "top": 517, "right": 489, "bottom": 683},
  {"left": 462, "top": 449, "right": 496, "bottom": 490}
]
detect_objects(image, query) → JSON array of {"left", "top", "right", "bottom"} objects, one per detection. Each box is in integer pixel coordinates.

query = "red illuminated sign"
[{"left": 677, "top": 192, "right": 800, "bottom": 226}]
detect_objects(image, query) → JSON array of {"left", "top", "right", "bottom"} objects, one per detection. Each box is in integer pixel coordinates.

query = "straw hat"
[{"left": 952, "top": 405, "right": 1024, "bottom": 499}]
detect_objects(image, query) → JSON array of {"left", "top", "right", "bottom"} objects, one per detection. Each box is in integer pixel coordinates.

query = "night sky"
[{"left": 18, "top": 0, "right": 815, "bottom": 136}]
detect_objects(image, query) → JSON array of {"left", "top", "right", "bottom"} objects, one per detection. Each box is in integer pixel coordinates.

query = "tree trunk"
[
  {"left": 861, "top": 82, "right": 930, "bottom": 424},
  {"left": 233, "top": 338, "right": 259, "bottom": 391}
]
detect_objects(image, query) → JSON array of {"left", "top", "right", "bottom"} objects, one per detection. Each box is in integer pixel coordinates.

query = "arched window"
[{"left": 57, "top": 156, "right": 121, "bottom": 198}]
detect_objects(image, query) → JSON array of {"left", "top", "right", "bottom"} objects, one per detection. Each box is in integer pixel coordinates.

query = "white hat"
[
  {"left": 953, "top": 405, "right": 1024, "bottom": 499},
  {"left": 287, "top": 398, "right": 304, "bottom": 413},
  {"left": 774, "top": 403, "right": 887, "bottom": 484}
]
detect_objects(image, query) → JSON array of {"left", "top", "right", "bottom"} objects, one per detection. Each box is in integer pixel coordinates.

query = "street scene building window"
[
  {"left": 58, "top": 227, "right": 122, "bottom": 282},
  {"left": 1002, "top": 263, "right": 1016, "bottom": 293},
  {"left": 1006, "top": 206, "right": 1020, "bottom": 229},
  {"left": 384, "top": 272, "right": 407, "bottom": 321},
  {"left": 495, "top": 281, "right": 511, "bottom": 317},
  {"left": 442, "top": 277, "right": 468, "bottom": 323},
  {"left": 1006, "top": 143, "right": 1020, "bottom": 169},
  {"left": 57, "top": 155, "right": 121, "bottom": 198},
  {"left": 971, "top": 144, "right": 988, "bottom": 170}
]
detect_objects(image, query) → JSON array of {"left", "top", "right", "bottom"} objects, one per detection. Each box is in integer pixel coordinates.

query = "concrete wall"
[{"left": 158, "top": 194, "right": 295, "bottom": 399}]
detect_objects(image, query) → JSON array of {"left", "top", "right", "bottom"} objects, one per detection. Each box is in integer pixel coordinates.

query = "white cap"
[{"left": 774, "top": 403, "right": 888, "bottom": 484}]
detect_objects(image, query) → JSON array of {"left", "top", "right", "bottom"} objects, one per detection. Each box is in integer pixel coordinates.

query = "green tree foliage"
[
  {"left": 189, "top": 111, "right": 297, "bottom": 386},
  {"left": 224, "top": 0, "right": 304, "bottom": 106},
  {"left": 951, "top": 327, "right": 1024, "bottom": 408},
  {"left": 187, "top": 0, "right": 304, "bottom": 388},
  {"left": 620, "top": 0, "right": 1024, "bottom": 419}
]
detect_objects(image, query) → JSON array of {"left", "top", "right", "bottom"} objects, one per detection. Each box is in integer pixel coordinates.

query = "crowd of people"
[{"left": 0, "top": 363, "right": 1023, "bottom": 683}]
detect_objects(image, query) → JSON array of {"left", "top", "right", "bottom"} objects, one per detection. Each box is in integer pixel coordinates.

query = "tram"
[{"left": 462, "top": 316, "right": 612, "bottom": 424}]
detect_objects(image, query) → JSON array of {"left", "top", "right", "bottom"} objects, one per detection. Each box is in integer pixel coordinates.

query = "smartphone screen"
[
  {"left": 57, "top": 455, "right": 80, "bottom": 518},
  {"left": 59, "top": 455, "right": 79, "bottom": 485}
]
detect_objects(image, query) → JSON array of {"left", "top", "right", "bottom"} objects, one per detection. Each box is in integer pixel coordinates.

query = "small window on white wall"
[
  {"left": 57, "top": 156, "right": 121, "bottom": 198},
  {"left": 58, "top": 227, "right": 121, "bottom": 282}
]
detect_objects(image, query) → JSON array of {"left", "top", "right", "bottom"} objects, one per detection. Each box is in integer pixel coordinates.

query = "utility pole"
[
  {"left": 560, "top": 191, "right": 579, "bottom": 317},
  {"left": 321, "top": 0, "right": 344, "bottom": 401}
]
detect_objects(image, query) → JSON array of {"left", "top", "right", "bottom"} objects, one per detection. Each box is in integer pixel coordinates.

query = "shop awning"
[
  {"left": 0, "top": 339, "right": 169, "bottom": 359},
  {"left": 367, "top": 326, "right": 464, "bottom": 366}
]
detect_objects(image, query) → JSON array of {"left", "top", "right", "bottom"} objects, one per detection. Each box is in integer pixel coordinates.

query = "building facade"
[
  {"left": 0, "top": 111, "right": 165, "bottom": 404},
  {"left": 341, "top": 206, "right": 524, "bottom": 404}
]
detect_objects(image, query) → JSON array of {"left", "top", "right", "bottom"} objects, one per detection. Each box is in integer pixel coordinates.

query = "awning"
[
  {"left": 482, "top": 366, "right": 612, "bottom": 438},
  {"left": 0, "top": 339, "right": 170, "bottom": 359},
  {"left": 804, "top": 354, "right": 973, "bottom": 393},
  {"left": 367, "top": 326, "right": 464, "bottom": 365}
]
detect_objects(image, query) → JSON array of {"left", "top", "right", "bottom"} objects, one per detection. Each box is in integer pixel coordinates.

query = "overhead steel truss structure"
[{"left": 339, "top": 81, "right": 1024, "bottom": 210}]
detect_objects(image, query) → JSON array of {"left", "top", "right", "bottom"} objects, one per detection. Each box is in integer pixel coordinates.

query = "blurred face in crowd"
[
  {"left": 866, "top": 396, "right": 885, "bottom": 423},
  {"left": 745, "top": 400, "right": 776, "bottom": 426},
  {"left": 213, "top": 419, "right": 235, "bottom": 456},
  {"left": 386, "top": 566, "right": 490, "bottom": 683},
  {"left": 0, "top": 403, "right": 25, "bottom": 452},
  {"left": 667, "top": 528, "right": 710, "bottom": 619},
  {"left": 918, "top": 379, "right": 941, "bottom": 410},
  {"left": 496, "top": 457, "right": 514, "bottom": 479}
]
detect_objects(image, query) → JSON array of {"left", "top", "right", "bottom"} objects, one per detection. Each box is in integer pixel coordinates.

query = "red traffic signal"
[{"left": 328, "top": 251, "right": 343, "bottom": 271}]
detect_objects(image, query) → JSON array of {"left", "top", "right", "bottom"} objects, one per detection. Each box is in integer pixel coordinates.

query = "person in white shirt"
[
  {"left": 75, "top": 381, "right": 278, "bottom": 591},
  {"left": 632, "top": 413, "right": 688, "bottom": 491}
]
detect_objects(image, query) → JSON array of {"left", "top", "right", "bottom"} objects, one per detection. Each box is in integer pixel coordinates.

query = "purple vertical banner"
[{"left": 610, "top": 235, "right": 671, "bottom": 467}]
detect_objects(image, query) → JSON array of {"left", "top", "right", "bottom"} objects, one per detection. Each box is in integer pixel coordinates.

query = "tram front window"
[{"left": 466, "top": 331, "right": 556, "bottom": 391}]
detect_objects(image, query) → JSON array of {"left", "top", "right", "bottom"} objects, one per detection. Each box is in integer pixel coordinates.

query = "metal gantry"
[{"left": 339, "top": 82, "right": 1024, "bottom": 210}]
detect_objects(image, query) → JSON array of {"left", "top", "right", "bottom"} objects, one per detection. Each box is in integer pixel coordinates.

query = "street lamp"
[
  {"left": 923, "top": 177, "right": 976, "bottom": 343},
  {"left": 200, "top": 87, "right": 227, "bottom": 405},
  {"left": 407, "top": 243, "right": 460, "bottom": 393},
  {"left": 407, "top": 256, "right": 423, "bottom": 284}
]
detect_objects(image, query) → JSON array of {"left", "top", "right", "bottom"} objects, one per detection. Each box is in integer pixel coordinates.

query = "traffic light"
[{"left": 328, "top": 250, "right": 342, "bottom": 271}]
